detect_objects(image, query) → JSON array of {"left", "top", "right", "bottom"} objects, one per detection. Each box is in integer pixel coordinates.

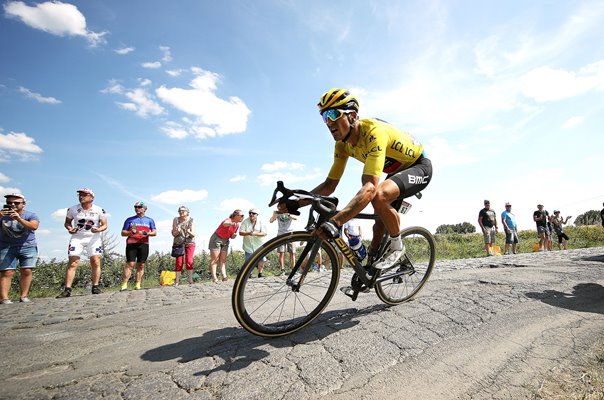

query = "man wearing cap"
[
  {"left": 0, "top": 193, "right": 39, "bottom": 304},
  {"left": 239, "top": 208, "right": 268, "bottom": 277},
  {"left": 119, "top": 201, "right": 157, "bottom": 291},
  {"left": 501, "top": 202, "right": 518, "bottom": 255},
  {"left": 478, "top": 200, "right": 498, "bottom": 256},
  {"left": 57, "top": 188, "right": 107, "bottom": 298},
  {"left": 533, "top": 204, "right": 549, "bottom": 252}
]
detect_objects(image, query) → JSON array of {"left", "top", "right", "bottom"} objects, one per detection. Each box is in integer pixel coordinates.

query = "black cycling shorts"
[
  {"left": 125, "top": 243, "right": 150, "bottom": 263},
  {"left": 387, "top": 156, "right": 433, "bottom": 200}
]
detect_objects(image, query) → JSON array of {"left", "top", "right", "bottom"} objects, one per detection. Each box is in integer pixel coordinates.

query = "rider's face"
[{"left": 326, "top": 111, "right": 354, "bottom": 142}]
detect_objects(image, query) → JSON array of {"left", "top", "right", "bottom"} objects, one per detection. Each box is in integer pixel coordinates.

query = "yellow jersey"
[{"left": 327, "top": 118, "right": 424, "bottom": 180}]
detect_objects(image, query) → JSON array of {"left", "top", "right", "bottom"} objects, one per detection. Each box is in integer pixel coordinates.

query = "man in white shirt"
[{"left": 57, "top": 188, "right": 107, "bottom": 298}]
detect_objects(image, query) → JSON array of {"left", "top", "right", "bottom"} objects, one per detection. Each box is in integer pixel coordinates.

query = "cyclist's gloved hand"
[
  {"left": 318, "top": 219, "right": 340, "bottom": 239},
  {"left": 282, "top": 199, "right": 301, "bottom": 215}
]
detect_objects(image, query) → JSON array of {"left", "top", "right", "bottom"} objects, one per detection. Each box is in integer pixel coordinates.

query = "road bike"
[{"left": 232, "top": 181, "right": 436, "bottom": 337}]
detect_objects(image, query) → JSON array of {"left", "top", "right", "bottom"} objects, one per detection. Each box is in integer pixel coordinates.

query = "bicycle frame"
[{"left": 284, "top": 192, "right": 414, "bottom": 298}]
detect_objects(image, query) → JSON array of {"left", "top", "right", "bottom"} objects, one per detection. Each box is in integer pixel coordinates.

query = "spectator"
[
  {"left": 551, "top": 210, "right": 572, "bottom": 250},
  {"left": 533, "top": 204, "right": 548, "bottom": 252},
  {"left": 119, "top": 201, "right": 156, "bottom": 291},
  {"left": 478, "top": 200, "right": 498, "bottom": 256},
  {"left": 57, "top": 189, "right": 107, "bottom": 298},
  {"left": 270, "top": 202, "right": 297, "bottom": 274},
  {"left": 0, "top": 193, "right": 39, "bottom": 304},
  {"left": 501, "top": 202, "right": 518, "bottom": 255},
  {"left": 171, "top": 206, "right": 196, "bottom": 285},
  {"left": 600, "top": 202, "right": 604, "bottom": 228},
  {"left": 209, "top": 209, "right": 243, "bottom": 283},
  {"left": 239, "top": 208, "right": 268, "bottom": 277}
]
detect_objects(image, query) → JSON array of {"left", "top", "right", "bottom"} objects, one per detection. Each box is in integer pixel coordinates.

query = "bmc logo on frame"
[{"left": 408, "top": 175, "right": 429, "bottom": 184}]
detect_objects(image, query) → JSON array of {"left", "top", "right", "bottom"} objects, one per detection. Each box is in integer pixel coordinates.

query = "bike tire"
[
  {"left": 232, "top": 232, "right": 341, "bottom": 337},
  {"left": 375, "top": 226, "right": 436, "bottom": 305}
]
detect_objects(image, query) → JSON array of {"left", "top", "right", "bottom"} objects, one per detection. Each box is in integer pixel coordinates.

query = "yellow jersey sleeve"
[{"left": 327, "top": 142, "right": 349, "bottom": 180}]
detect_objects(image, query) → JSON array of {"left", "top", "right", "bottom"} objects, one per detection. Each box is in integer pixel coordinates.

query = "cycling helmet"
[
  {"left": 134, "top": 201, "right": 147, "bottom": 209},
  {"left": 317, "top": 88, "right": 359, "bottom": 113}
]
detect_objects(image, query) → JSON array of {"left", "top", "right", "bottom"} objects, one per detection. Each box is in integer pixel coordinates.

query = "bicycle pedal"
[{"left": 340, "top": 286, "right": 359, "bottom": 301}]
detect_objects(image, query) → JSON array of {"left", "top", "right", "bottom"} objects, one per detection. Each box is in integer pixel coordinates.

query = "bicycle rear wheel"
[
  {"left": 232, "top": 232, "right": 340, "bottom": 337},
  {"left": 375, "top": 226, "right": 436, "bottom": 305}
]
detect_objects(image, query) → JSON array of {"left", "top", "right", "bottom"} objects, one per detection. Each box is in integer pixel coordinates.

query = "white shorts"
[{"left": 68, "top": 235, "right": 103, "bottom": 257}]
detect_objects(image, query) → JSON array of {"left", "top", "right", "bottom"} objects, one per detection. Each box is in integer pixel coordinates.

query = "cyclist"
[{"left": 287, "top": 88, "right": 432, "bottom": 269}]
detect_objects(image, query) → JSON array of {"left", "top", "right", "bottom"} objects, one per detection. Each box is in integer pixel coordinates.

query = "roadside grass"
[
  {"left": 531, "top": 339, "right": 604, "bottom": 400},
  {"left": 435, "top": 225, "right": 604, "bottom": 259}
]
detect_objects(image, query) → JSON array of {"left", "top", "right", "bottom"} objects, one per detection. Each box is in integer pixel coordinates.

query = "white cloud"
[
  {"left": 156, "top": 68, "right": 251, "bottom": 137},
  {"left": 114, "top": 46, "right": 134, "bottom": 55},
  {"left": 256, "top": 161, "right": 320, "bottom": 186},
  {"left": 19, "top": 86, "right": 61, "bottom": 104},
  {"left": 0, "top": 172, "right": 10, "bottom": 183},
  {"left": 142, "top": 61, "right": 161, "bottom": 69},
  {"left": 3, "top": 1, "right": 107, "bottom": 46},
  {"left": 160, "top": 45, "right": 172, "bottom": 62},
  {"left": 138, "top": 78, "right": 152, "bottom": 87},
  {"left": 151, "top": 189, "right": 209, "bottom": 204},
  {"left": 160, "top": 124, "right": 188, "bottom": 139},
  {"left": 518, "top": 62, "right": 604, "bottom": 103},
  {"left": 229, "top": 175, "right": 246, "bottom": 182},
  {"left": 102, "top": 83, "right": 164, "bottom": 118},
  {"left": 216, "top": 198, "right": 254, "bottom": 212},
  {"left": 561, "top": 115, "right": 585, "bottom": 129},
  {"left": 260, "top": 161, "right": 305, "bottom": 172},
  {"left": 0, "top": 132, "right": 43, "bottom": 162},
  {"left": 166, "top": 69, "right": 184, "bottom": 77},
  {"left": 51, "top": 208, "right": 67, "bottom": 220}
]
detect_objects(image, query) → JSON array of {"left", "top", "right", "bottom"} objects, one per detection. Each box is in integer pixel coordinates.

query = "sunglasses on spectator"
[
  {"left": 6, "top": 201, "right": 23, "bottom": 205},
  {"left": 321, "top": 109, "right": 352, "bottom": 123},
  {"left": 249, "top": 212, "right": 258, "bottom": 215}
]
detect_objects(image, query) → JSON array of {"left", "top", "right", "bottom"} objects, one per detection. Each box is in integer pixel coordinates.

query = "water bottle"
[{"left": 349, "top": 236, "right": 367, "bottom": 261}]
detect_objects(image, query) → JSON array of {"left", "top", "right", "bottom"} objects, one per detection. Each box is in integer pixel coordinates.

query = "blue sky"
[{"left": 1, "top": 0, "right": 603, "bottom": 261}]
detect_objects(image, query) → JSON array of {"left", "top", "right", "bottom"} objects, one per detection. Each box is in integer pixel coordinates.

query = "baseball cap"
[
  {"left": 249, "top": 208, "right": 259, "bottom": 214},
  {"left": 484, "top": 200, "right": 490, "bottom": 204},
  {"left": 4, "top": 193, "right": 26, "bottom": 202},
  {"left": 537, "top": 203, "right": 543, "bottom": 207},
  {"left": 505, "top": 202, "right": 511, "bottom": 206},
  {"left": 554, "top": 209, "right": 560, "bottom": 213},
  {"left": 77, "top": 188, "right": 95, "bottom": 197}
]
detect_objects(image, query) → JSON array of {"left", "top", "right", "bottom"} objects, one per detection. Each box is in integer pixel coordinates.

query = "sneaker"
[
  {"left": 257, "top": 272, "right": 265, "bottom": 278},
  {"left": 373, "top": 236, "right": 405, "bottom": 270},
  {"left": 120, "top": 283, "right": 128, "bottom": 292},
  {"left": 56, "top": 288, "right": 72, "bottom": 298},
  {"left": 91, "top": 285, "right": 101, "bottom": 295},
  {"left": 1, "top": 299, "right": 13, "bottom": 304},
  {"left": 134, "top": 283, "right": 141, "bottom": 290},
  {"left": 19, "top": 297, "right": 31, "bottom": 303}
]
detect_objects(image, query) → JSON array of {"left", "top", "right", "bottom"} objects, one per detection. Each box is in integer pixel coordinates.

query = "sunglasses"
[
  {"left": 6, "top": 201, "right": 23, "bottom": 205},
  {"left": 249, "top": 212, "right": 258, "bottom": 216},
  {"left": 321, "top": 109, "right": 351, "bottom": 123},
  {"left": 134, "top": 206, "right": 144, "bottom": 209}
]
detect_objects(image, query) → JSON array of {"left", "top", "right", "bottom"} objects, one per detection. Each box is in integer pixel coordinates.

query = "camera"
[{"left": 2, "top": 204, "right": 13, "bottom": 212}]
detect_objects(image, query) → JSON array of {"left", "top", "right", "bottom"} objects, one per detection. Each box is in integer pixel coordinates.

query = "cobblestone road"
[{"left": 1, "top": 247, "right": 603, "bottom": 399}]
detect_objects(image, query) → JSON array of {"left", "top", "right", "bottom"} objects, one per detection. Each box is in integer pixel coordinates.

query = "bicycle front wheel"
[
  {"left": 232, "top": 232, "right": 341, "bottom": 337},
  {"left": 375, "top": 226, "right": 436, "bottom": 305}
]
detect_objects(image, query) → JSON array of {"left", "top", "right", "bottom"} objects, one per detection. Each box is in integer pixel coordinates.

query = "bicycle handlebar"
[{"left": 268, "top": 181, "right": 338, "bottom": 219}]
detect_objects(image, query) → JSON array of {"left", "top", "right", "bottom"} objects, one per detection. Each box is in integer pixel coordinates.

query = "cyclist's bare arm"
[{"left": 331, "top": 175, "right": 379, "bottom": 227}]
